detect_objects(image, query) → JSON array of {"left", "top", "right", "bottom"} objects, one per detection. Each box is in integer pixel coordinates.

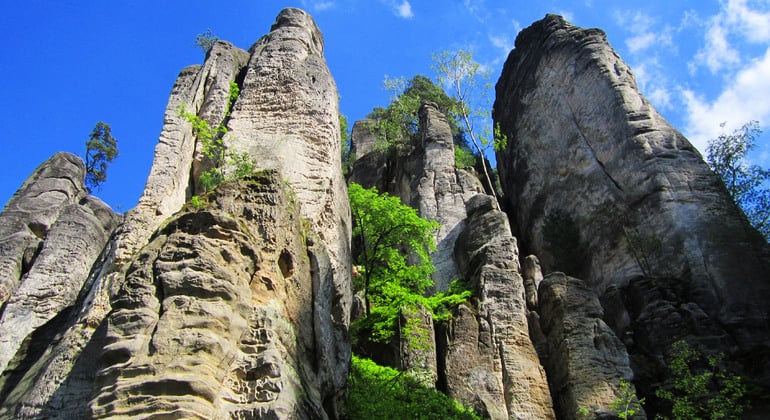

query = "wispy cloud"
[
  {"left": 691, "top": 0, "right": 770, "bottom": 74},
  {"left": 380, "top": 0, "right": 413, "bottom": 19},
  {"left": 614, "top": 10, "right": 673, "bottom": 54},
  {"left": 613, "top": 10, "right": 675, "bottom": 112},
  {"left": 682, "top": 48, "right": 770, "bottom": 153},
  {"left": 300, "top": 0, "right": 335, "bottom": 12}
]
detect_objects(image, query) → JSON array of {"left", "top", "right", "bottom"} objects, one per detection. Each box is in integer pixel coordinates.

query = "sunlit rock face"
[
  {"left": 0, "top": 8, "right": 351, "bottom": 419},
  {"left": 494, "top": 13, "right": 770, "bottom": 411}
]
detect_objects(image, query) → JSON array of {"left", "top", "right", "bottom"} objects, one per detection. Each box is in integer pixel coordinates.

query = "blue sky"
[{"left": 2, "top": 0, "right": 769, "bottom": 211}]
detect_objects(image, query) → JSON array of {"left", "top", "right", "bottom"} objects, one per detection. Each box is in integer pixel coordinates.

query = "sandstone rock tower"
[
  {"left": 0, "top": 8, "right": 351, "bottom": 419},
  {"left": 494, "top": 14, "right": 770, "bottom": 417}
]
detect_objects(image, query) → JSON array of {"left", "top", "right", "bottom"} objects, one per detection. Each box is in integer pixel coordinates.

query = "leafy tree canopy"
[
  {"left": 84, "top": 121, "right": 118, "bottom": 193},
  {"left": 346, "top": 355, "right": 480, "bottom": 419},
  {"left": 367, "top": 74, "right": 473, "bottom": 158},
  {"left": 707, "top": 121, "right": 770, "bottom": 240},
  {"left": 349, "top": 183, "right": 471, "bottom": 344}
]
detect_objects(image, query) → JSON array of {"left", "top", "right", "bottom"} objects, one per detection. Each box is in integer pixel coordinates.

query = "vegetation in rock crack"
[
  {"left": 340, "top": 113, "right": 352, "bottom": 175},
  {"left": 655, "top": 339, "right": 748, "bottom": 419},
  {"left": 84, "top": 121, "right": 119, "bottom": 193},
  {"left": 348, "top": 183, "right": 472, "bottom": 344},
  {"left": 611, "top": 379, "right": 645, "bottom": 419},
  {"left": 346, "top": 355, "right": 480, "bottom": 419},
  {"left": 179, "top": 82, "right": 254, "bottom": 193},
  {"left": 195, "top": 28, "right": 218, "bottom": 54},
  {"left": 707, "top": 120, "right": 770, "bottom": 241},
  {"left": 432, "top": 49, "right": 506, "bottom": 207}
]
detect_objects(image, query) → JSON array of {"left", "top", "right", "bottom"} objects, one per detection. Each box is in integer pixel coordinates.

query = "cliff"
[{"left": 1, "top": 8, "right": 769, "bottom": 420}]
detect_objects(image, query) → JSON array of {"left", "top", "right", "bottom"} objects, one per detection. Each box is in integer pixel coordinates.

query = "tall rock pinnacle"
[
  {"left": 0, "top": 8, "right": 351, "bottom": 419},
  {"left": 494, "top": 13, "right": 770, "bottom": 414}
]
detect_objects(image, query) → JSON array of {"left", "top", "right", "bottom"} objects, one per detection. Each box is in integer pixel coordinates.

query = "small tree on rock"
[
  {"left": 84, "top": 121, "right": 118, "bottom": 193},
  {"left": 707, "top": 120, "right": 770, "bottom": 240},
  {"left": 195, "top": 28, "right": 218, "bottom": 54}
]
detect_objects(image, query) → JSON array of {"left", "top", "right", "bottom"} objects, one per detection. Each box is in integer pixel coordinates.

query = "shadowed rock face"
[
  {"left": 0, "top": 8, "right": 351, "bottom": 419},
  {"left": 538, "top": 273, "right": 641, "bottom": 420},
  {"left": 0, "top": 152, "right": 119, "bottom": 378},
  {"left": 494, "top": 12, "right": 770, "bottom": 406}
]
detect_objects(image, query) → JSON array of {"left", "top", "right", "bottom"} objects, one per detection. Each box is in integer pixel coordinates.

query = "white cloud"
[
  {"left": 682, "top": 47, "right": 770, "bottom": 153},
  {"left": 691, "top": 0, "right": 770, "bottom": 74},
  {"left": 694, "top": 16, "right": 741, "bottom": 74},
  {"left": 724, "top": 0, "right": 770, "bottom": 42},
  {"left": 396, "top": 1, "right": 413, "bottom": 19},
  {"left": 300, "top": 0, "right": 335, "bottom": 12},
  {"left": 614, "top": 10, "right": 673, "bottom": 55}
]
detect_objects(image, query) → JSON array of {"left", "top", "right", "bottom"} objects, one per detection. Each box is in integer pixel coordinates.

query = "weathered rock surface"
[
  {"left": 90, "top": 171, "right": 328, "bottom": 419},
  {"left": 347, "top": 119, "right": 387, "bottom": 192},
  {"left": 0, "top": 8, "right": 351, "bottom": 419},
  {"left": 538, "top": 273, "right": 642, "bottom": 419},
  {"left": 493, "top": 13, "right": 770, "bottom": 403},
  {"left": 226, "top": 11, "right": 352, "bottom": 401},
  {"left": 448, "top": 194, "right": 555, "bottom": 419},
  {"left": 0, "top": 153, "right": 119, "bottom": 376},
  {"left": 398, "top": 304, "right": 438, "bottom": 388}
]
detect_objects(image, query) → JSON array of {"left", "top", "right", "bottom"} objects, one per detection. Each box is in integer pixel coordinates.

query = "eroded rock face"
[
  {"left": 226, "top": 11, "right": 352, "bottom": 400},
  {"left": 449, "top": 194, "right": 555, "bottom": 419},
  {"left": 0, "top": 8, "right": 351, "bottom": 419},
  {"left": 494, "top": 13, "right": 770, "bottom": 397},
  {"left": 91, "top": 172, "right": 327, "bottom": 419},
  {"left": 538, "top": 273, "right": 641, "bottom": 419}
]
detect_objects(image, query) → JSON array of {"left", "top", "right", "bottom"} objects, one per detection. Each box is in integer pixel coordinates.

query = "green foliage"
[
  {"left": 454, "top": 146, "right": 477, "bottom": 169},
  {"left": 655, "top": 340, "right": 748, "bottom": 419},
  {"left": 611, "top": 379, "right": 645, "bottom": 419},
  {"left": 432, "top": 50, "right": 500, "bottom": 205},
  {"left": 346, "top": 356, "right": 480, "bottom": 420},
  {"left": 707, "top": 121, "right": 770, "bottom": 240},
  {"left": 368, "top": 75, "right": 463, "bottom": 155},
  {"left": 349, "top": 183, "right": 471, "bottom": 344},
  {"left": 190, "top": 195, "right": 203, "bottom": 208},
  {"left": 178, "top": 99, "right": 256, "bottom": 192},
  {"left": 494, "top": 122, "right": 508, "bottom": 152},
  {"left": 84, "top": 121, "right": 119, "bottom": 193},
  {"left": 542, "top": 209, "right": 584, "bottom": 275},
  {"left": 195, "top": 28, "right": 218, "bottom": 54},
  {"left": 226, "top": 81, "right": 239, "bottom": 116}
]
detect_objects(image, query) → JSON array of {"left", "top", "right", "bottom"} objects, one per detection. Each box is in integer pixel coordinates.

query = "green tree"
[
  {"left": 195, "top": 28, "right": 218, "bottom": 54},
  {"left": 611, "top": 379, "right": 645, "bottom": 419},
  {"left": 84, "top": 121, "right": 119, "bottom": 193},
  {"left": 368, "top": 74, "right": 469, "bottom": 157},
  {"left": 707, "top": 121, "right": 770, "bottom": 240},
  {"left": 655, "top": 340, "right": 747, "bottom": 419},
  {"left": 349, "top": 183, "right": 438, "bottom": 317},
  {"left": 432, "top": 50, "right": 502, "bottom": 208}
]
